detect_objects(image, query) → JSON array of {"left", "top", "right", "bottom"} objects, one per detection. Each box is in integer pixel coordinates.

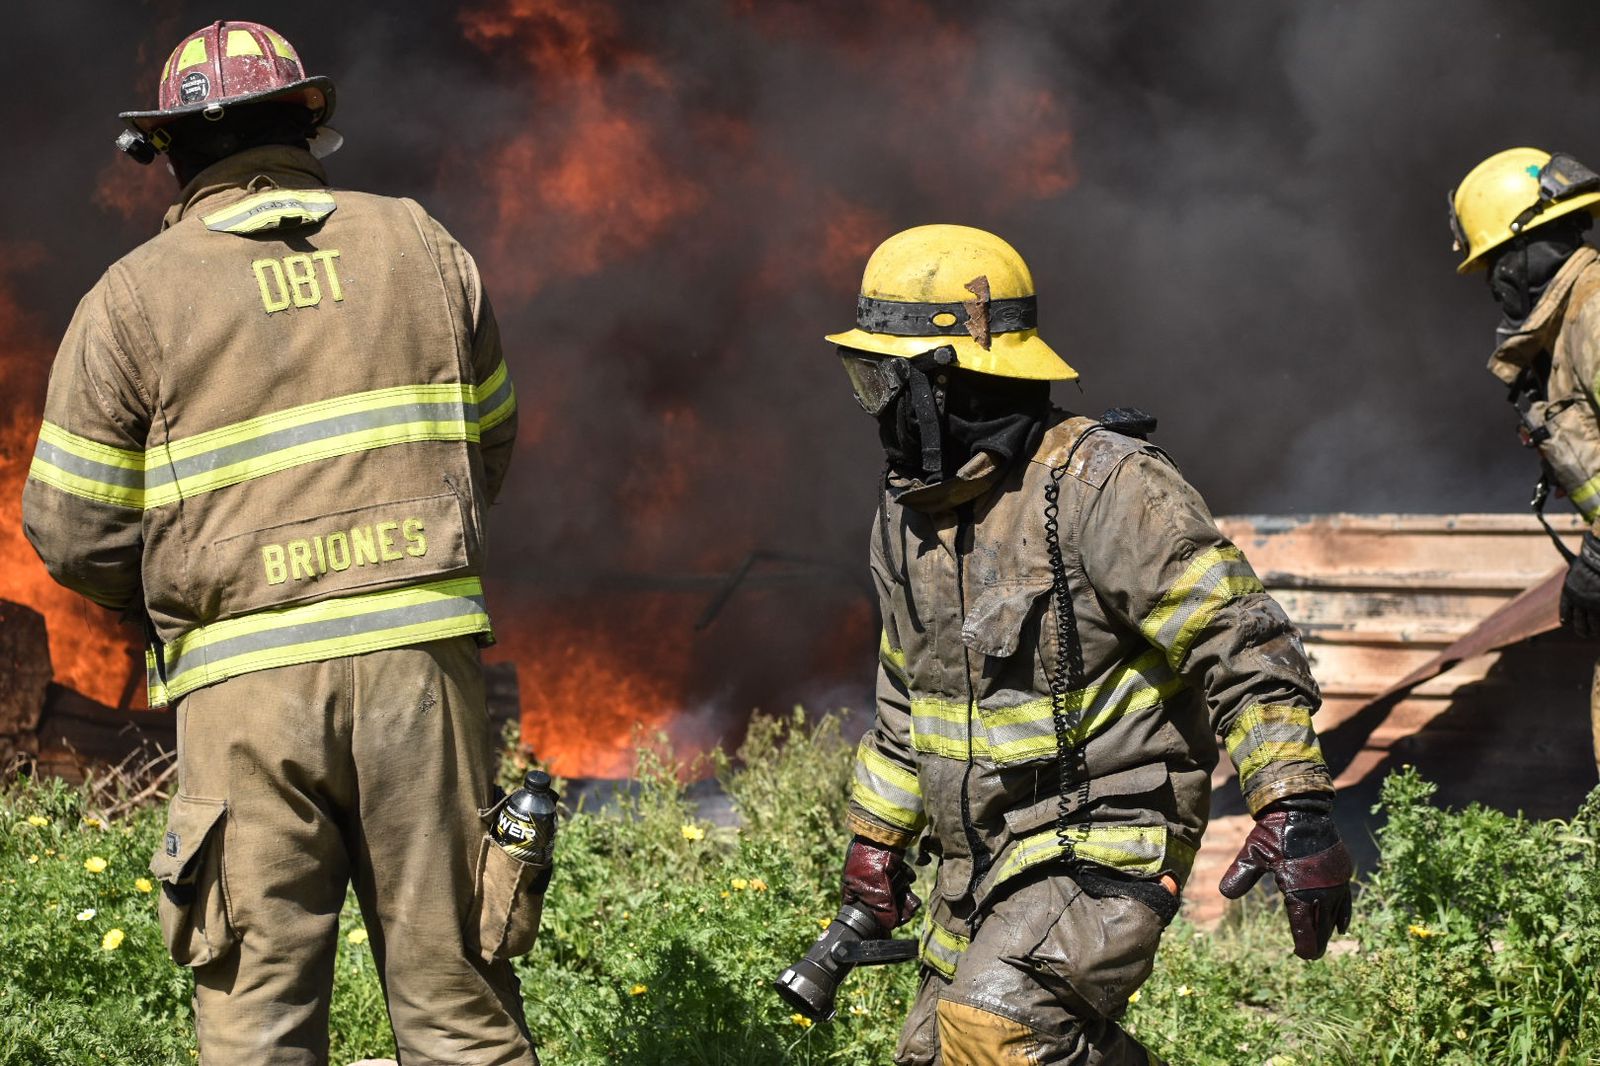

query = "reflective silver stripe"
[
  {"left": 851, "top": 743, "right": 923, "bottom": 830},
  {"left": 919, "top": 920, "right": 969, "bottom": 979},
  {"left": 1140, "top": 546, "right": 1263, "bottom": 669},
  {"left": 990, "top": 824, "right": 1178, "bottom": 884},
  {"left": 144, "top": 400, "right": 472, "bottom": 490},
  {"left": 31, "top": 438, "right": 144, "bottom": 491},
  {"left": 978, "top": 650, "right": 1184, "bottom": 764},
  {"left": 148, "top": 578, "right": 491, "bottom": 705},
  {"left": 908, "top": 698, "right": 974, "bottom": 760},
  {"left": 476, "top": 362, "right": 516, "bottom": 432}
]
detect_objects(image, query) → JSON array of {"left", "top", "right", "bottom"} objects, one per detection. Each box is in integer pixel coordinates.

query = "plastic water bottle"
[{"left": 491, "top": 769, "right": 558, "bottom": 865}]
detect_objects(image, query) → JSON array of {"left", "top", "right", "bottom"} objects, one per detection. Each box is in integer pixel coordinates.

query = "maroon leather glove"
[
  {"left": 1219, "top": 796, "right": 1353, "bottom": 960},
  {"left": 841, "top": 836, "right": 921, "bottom": 934}
]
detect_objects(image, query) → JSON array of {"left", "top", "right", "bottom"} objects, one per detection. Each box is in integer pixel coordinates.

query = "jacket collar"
[
  {"left": 889, "top": 451, "right": 1005, "bottom": 513},
  {"left": 160, "top": 145, "right": 329, "bottom": 232},
  {"left": 1487, "top": 245, "right": 1600, "bottom": 385}
]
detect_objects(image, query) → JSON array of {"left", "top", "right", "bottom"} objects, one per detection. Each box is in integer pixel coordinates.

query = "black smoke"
[{"left": 5, "top": 1, "right": 1597, "bottom": 757}]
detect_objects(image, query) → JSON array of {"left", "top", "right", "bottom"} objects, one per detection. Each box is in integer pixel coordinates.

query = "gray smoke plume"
[{"left": 4, "top": 1, "right": 1596, "bottom": 765}]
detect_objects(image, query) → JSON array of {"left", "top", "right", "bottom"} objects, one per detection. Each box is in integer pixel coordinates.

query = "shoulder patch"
[
  {"left": 203, "top": 189, "right": 336, "bottom": 234},
  {"left": 1031, "top": 416, "right": 1153, "bottom": 489}
]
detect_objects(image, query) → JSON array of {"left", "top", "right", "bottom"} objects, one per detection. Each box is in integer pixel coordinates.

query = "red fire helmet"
[{"left": 118, "top": 21, "right": 338, "bottom": 153}]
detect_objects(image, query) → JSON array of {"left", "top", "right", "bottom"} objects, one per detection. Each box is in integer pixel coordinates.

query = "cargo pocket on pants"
[
  {"left": 148, "top": 795, "right": 237, "bottom": 968},
  {"left": 467, "top": 805, "right": 550, "bottom": 963}
]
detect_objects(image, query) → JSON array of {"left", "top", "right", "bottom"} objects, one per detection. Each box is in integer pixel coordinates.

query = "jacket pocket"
[
  {"left": 962, "top": 580, "right": 1054, "bottom": 660},
  {"left": 467, "top": 803, "right": 550, "bottom": 963},
  {"left": 148, "top": 795, "right": 237, "bottom": 967},
  {"left": 206, "top": 491, "right": 473, "bottom": 619}
]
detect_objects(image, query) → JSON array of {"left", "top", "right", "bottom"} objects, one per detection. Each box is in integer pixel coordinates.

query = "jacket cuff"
[
  {"left": 847, "top": 809, "right": 918, "bottom": 850},
  {"left": 1243, "top": 770, "right": 1335, "bottom": 818}
]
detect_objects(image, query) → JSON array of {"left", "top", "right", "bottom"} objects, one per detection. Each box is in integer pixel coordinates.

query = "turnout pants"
[
  {"left": 150, "top": 637, "right": 538, "bottom": 1066},
  {"left": 895, "top": 874, "right": 1170, "bottom": 1066}
]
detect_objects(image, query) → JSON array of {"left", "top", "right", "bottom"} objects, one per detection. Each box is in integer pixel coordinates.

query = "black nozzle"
[{"left": 773, "top": 903, "right": 910, "bottom": 1022}]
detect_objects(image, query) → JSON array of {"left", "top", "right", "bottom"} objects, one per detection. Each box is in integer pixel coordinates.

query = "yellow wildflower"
[
  {"left": 1176, "top": 985, "right": 1194, "bottom": 997},
  {"left": 26, "top": 815, "right": 48, "bottom": 827},
  {"left": 680, "top": 824, "right": 705, "bottom": 841},
  {"left": 1127, "top": 990, "right": 1141, "bottom": 1004},
  {"left": 720, "top": 891, "right": 731, "bottom": 899},
  {"left": 817, "top": 916, "right": 832, "bottom": 930},
  {"left": 135, "top": 878, "right": 154, "bottom": 894},
  {"left": 790, "top": 1013, "right": 814, "bottom": 1029},
  {"left": 26, "top": 855, "right": 38, "bottom": 865},
  {"left": 849, "top": 1004, "right": 868, "bottom": 1016},
  {"left": 347, "top": 928, "right": 370, "bottom": 945},
  {"left": 101, "top": 928, "right": 125, "bottom": 951},
  {"left": 628, "top": 983, "right": 648, "bottom": 996},
  {"left": 84, "top": 856, "right": 108, "bottom": 874},
  {"left": 44, "top": 848, "right": 55, "bottom": 856},
  {"left": 621, "top": 911, "right": 630, "bottom": 920},
  {"left": 731, "top": 878, "right": 749, "bottom": 891},
  {"left": 750, "top": 877, "right": 768, "bottom": 892},
  {"left": 76, "top": 908, "right": 97, "bottom": 921},
  {"left": 81, "top": 817, "right": 102, "bottom": 829},
  {"left": 1408, "top": 924, "right": 1436, "bottom": 939}
]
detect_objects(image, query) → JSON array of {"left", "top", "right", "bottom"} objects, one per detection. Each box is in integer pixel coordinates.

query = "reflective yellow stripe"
[
  {"left": 991, "top": 824, "right": 1190, "bottom": 885},
  {"left": 1140, "top": 546, "right": 1264, "bottom": 670},
  {"left": 851, "top": 743, "right": 923, "bottom": 831},
  {"left": 1569, "top": 473, "right": 1600, "bottom": 522},
  {"left": 147, "top": 577, "right": 491, "bottom": 705},
  {"left": 29, "top": 384, "right": 493, "bottom": 512},
  {"left": 909, "top": 650, "right": 1184, "bottom": 765},
  {"left": 878, "top": 628, "right": 908, "bottom": 685},
  {"left": 202, "top": 190, "right": 336, "bottom": 234},
  {"left": 473, "top": 360, "right": 517, "bottom": 433},
  {"left": 1225, "top": 705, "right": 1326, "bottom": 794},
  {"left": 919, "top": 920, "right": 969, "bottom": 979},
  {"left": 225, "top": 29, "right": 263, "bottom": 57},
  {"left": 144, "top": 384, "right": 478, "bottom": 506},
  {"left": 264, "top": 29, "right": 297, "bottom": 61},
  {"left": 177, "top": 37, "right": 208, "bottom": 70}
]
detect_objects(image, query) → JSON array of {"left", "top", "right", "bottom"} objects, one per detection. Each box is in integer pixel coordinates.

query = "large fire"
[
  {"left": 5, "top": 2, "right": 1077, "bottom": 778},
  {"left": 0, "top": 257, "right": 139, "bottom": 708}
]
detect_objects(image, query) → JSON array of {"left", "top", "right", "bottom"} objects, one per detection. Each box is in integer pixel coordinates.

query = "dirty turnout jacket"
[
  {"left": 1487, "top": 245, "right": 1600, "bottom": 523},
  {"left": 23, "top": 146, "right": 516, "bottom": 705},
  {"left": 846, "top": 413, "right": 1332, "bottom": 977}
]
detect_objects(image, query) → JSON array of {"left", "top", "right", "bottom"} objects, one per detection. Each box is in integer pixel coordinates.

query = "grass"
[{"left": 2, "top": 711, "right": 1597, "bottom": 1065}]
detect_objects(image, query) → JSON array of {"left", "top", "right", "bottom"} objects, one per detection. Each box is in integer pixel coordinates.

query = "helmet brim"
[
  {"left": 823, "top": 327, "right": 1078, "bottom": 381},
  {"left": 118, "top": 75, "right": 337, "bottom": 133},
  {"left": 1456, "top": 191, "right": 1600, "bottom": 274}
]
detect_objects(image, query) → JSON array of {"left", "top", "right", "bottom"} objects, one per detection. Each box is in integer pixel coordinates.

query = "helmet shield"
[{"left": 839, "top": 349, "right": 910, "bottom": 416}]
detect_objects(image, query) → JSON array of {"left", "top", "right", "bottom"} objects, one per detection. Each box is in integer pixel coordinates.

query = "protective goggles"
[{"left": 838, "top": 346, "right": 956, "bottom": 415}]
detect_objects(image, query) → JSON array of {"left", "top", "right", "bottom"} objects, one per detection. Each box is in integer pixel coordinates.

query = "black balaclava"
[
  {"left": 167, "top": 102, "right": 317, "bottom": 187},
  {"left": 878, "top": 364, "right": 1051, "bottom": 483},
  {"left": 1488, "top": 213, "right": 1591, "bottom": 343}
]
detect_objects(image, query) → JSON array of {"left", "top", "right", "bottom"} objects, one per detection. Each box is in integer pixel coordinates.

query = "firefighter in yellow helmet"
[
  {"left": 818, "top": 225, "right": 1352, "bottom": 1063},
  {"left": 23, "top": 22, "right": 541, "bottom": 1063},
  {"left": 1450, "top": 148, "right": 1600, "bottom": 773}
]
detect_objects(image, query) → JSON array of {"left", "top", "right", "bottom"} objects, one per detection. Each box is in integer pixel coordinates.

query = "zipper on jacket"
[{"left": 954, "top": 502, "right": 993, "bottom": 899}]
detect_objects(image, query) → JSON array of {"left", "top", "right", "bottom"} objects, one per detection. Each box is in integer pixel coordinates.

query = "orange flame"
[{"left": 0, "top": 259, "right": 138, "bottom": 707}]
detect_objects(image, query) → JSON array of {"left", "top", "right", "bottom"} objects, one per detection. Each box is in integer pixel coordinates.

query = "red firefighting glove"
[
  {"left": 1560, "top": 532, "right": 1600, "bottom": 639},
  {"left": 1219, "top": 795, "right": 1353, "bottom": 960},
  {"left": 841, "top": 836, "right": 921, "bottom": 934}
]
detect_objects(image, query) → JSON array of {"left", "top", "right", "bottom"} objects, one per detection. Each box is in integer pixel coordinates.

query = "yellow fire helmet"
[
  {"left": 1449, "top": 148, "right": 1600, "bottom": 273},
  {"left": 825, "top": 224, "right": 1078, "bottom": 380}
]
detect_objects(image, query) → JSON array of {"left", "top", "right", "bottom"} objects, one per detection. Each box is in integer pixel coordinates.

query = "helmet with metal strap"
[
  {"left": 115, "top": 21, "right": 339, "bottom": 163},
  {"left": 825, "top": 224, "right": 1077, "bottom": 381},
  {"left": 1448, "top": 147, "right": 1600, "bottom": 274}
]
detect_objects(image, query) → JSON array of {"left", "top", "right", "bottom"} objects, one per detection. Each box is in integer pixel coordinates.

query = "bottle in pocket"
[{"left": 492, "top": 769, "right": 558, "bottom": 866}]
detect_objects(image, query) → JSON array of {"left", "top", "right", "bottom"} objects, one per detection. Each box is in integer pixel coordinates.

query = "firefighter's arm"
[
  {"left": 845, "top": 506, "right": 926, "bottom": 849},
  {"left": 1081, "top": 452, "right": 1332, "bottom": 815},
  {"left": 1547, "top": 291, "right": 1600, "bottom": 528},
  {"left": 1529, "top": 291, "right": 1600, "bottom": 528},
  {"left": 415, "top": 207, "right": 517, "bottom": 503},
  {"left": 21, "top": 281, "right": 149, "bottom": 611}
]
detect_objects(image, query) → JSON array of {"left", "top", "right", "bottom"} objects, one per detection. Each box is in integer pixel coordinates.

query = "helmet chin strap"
[{"left": 906, "top": 346, "right": 958, "bottom": 483}]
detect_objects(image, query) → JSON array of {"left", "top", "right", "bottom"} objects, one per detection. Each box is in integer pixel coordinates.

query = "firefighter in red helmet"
[{"left": 25, "top": 21, "right": 540, "bottom": 1063}]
